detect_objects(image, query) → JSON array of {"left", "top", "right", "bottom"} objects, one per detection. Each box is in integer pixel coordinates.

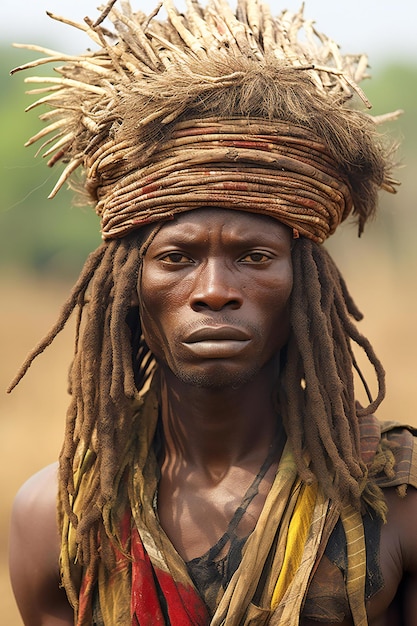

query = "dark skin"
[{"left": 9, "top": 209, "right": 417, "bottom": 625}]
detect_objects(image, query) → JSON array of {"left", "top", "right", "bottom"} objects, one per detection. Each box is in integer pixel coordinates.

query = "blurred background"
[{"left": 1, "top": 1, "right": 416, "bottom": 622}]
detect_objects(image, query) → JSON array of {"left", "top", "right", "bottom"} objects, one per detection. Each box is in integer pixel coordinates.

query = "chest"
[{"left": 157, "top": 459, "right": 277, "bottom": 562}]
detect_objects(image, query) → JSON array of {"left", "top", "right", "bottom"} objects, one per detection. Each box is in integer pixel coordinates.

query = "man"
[{"left": 8, "top": 0, "right": 417, "bottom": 624}]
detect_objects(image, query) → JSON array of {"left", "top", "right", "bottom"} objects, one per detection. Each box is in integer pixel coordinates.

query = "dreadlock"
[
  {"left": 9, "top": 228, "right": 389, "bottom": 573},
  {"left": 281, "top": 238, "right": 386, "bottom": 512}
]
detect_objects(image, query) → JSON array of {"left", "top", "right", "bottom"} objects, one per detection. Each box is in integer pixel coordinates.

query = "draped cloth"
[{"left": 60, "top": 380, "right": 417, "bottom": 626}]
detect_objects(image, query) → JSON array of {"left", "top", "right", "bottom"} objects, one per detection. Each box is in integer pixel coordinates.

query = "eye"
[
  {"left": 160, "top": 252, "right": 194, "bottom": 264},
  {"left": 239, "top": 251, "right": 271, "bottom": 264}
]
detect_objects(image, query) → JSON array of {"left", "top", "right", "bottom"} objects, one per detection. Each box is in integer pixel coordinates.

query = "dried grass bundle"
[{"left": 12, "top": 0, "right": 400, "bottom": 239}]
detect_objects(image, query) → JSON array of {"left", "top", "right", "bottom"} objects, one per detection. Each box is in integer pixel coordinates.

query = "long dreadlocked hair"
[
  {"left": 9, "top": 229, "right": 389, "bottom": 571},
  {"left": 9, "top": 0, "right": 399, "bottom": 573}
]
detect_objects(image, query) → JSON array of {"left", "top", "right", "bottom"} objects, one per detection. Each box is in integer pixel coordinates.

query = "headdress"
[{"left": 13, "top": 0, "right": 400, "bottom": 242}]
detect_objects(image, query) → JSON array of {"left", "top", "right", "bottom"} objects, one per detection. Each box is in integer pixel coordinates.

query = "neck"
[{"left": 158, "top": 364, "right": 283, "bottom": 475}]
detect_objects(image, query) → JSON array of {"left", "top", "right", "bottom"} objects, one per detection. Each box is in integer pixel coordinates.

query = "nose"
[{"left": 190, "top": 259, "right": 243, "bottom": 312}]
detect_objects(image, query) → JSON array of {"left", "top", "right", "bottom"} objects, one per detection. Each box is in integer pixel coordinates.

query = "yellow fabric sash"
[
  {"left": 211, "top": 445, "right": 330, "bottom": 625},
  {"left": 270, "top": 481, "right": 319, "bottom": 608}
]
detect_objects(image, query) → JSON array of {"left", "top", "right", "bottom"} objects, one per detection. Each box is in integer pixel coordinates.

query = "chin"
[{"left": 171, "top": 363, "right": 264, "bottom": 390}]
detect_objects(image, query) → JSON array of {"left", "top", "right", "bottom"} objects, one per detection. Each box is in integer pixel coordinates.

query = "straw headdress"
[{"left": 12, "top": 0, "right": 400, "bottom": 242}]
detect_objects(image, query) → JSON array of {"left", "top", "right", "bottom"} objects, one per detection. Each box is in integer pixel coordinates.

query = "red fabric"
[
  {"left": 78, "top": 567, "right": 96, "bottom": 624},
  {"left": 131, "top": 526, "right": 209, "bottom": 625}
]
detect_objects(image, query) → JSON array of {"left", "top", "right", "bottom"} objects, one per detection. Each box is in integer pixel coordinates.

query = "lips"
[
  {"left": 184, "top": 326, "right": 251, "bottom": 343},
  {"left": 182, "top": 325, "right": 251, "bottom": 358}
]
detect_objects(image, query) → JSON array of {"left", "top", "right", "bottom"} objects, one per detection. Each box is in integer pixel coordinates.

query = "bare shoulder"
[
  {"left": 12, "top": 461, "right": 58, "bottom": 515},
  {"left": 11, "top": 463, "right": 60, "bottom": 570},
  {"left": 9, "top": 463, "right": 74, "bottom": 625},
  {"left": 376, "top": 486, "right": 417, "bottom": 625},
  {"left": 384, "top": 485, "right": 417, "bottom": 570}
]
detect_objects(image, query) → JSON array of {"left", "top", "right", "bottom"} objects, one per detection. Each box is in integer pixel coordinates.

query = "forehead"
[{"left": 146, "top": 207, "right": 292, "bottom": 245}]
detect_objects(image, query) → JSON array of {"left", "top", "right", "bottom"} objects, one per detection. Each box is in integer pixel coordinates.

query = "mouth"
[
  {"left": 184, "top": 325, "right": 251, "bottom": 343},
  {"left": 182, "top": 326, "right": 251, "bottom": 358}
]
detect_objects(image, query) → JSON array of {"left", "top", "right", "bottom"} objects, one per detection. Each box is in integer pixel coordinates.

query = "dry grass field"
[{"left": 1, "top": 248, "right": 416, "bottom": 623}]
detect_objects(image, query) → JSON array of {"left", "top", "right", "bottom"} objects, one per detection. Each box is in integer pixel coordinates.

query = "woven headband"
[{"left": 91, "top": 118, "right": 352, "bottom": 244}]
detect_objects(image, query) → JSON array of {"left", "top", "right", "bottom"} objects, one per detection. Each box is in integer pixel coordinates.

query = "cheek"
[
  {"left": 263, "top": 264, "right": 293, "bottom": 345},
  {"left": 138, "top": 275, "right": 165, "bottom": 357},
  {"left": 138, "top": 270, "right": 185, "bottom": 361},
  {"left": 269, "top": 296, "right": 291, "bottom": 343},
  {"left": 262, "top": 259, "right": 293, "bottom": 306}
]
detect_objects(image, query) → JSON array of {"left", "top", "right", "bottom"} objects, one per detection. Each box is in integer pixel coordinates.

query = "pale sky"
[{"left": 2, "top": 1, "right": 417, "bottom": 65}]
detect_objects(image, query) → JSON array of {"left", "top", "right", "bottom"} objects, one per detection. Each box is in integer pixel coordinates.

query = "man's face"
[{"left": 139, "top": 208, "right": 293, "bottom": 389}]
